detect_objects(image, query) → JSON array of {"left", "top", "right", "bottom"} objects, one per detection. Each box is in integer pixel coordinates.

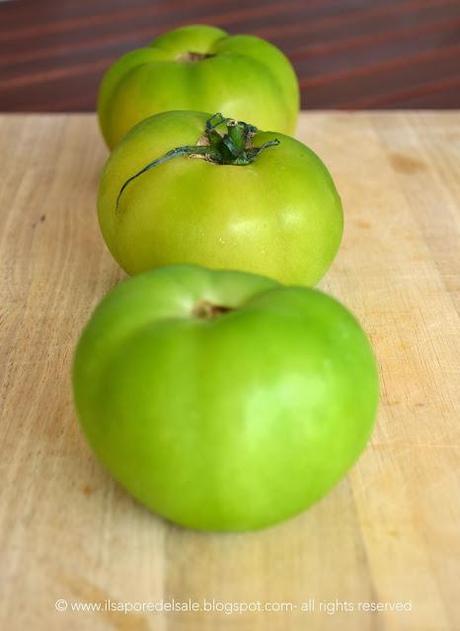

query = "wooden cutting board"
[{"left": 0, "top": 112, "right": 459, "bottom": 631}]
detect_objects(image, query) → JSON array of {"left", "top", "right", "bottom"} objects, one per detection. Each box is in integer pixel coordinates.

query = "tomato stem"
[
  {"left": 177, "top": 51, "right": 215, "bottom": 62},
  {"left": 116, "top": 113, "right": 280, "bottom": 208},
  {"left": 192, "top": 300, "right": 234, "bottom": 319}
]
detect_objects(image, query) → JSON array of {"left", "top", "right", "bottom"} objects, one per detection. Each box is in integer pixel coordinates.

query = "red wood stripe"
[
  {"left": 0, "top": 0, "right": 458, "bottom": 110},
  {"left": 0, "top": 0, "right": 310, "bottom": 43},
  {"left": 342, "top": 74, "right": 460, "bottom": 108},
  {"left": 256, "top": 0, "right": 457, "bottom": 39},
  {"left": 289, "top": 16, "right": 460, "bottom": 60},
  {"left": 299, "top": 43, "right": 460, "bottom": 88}
]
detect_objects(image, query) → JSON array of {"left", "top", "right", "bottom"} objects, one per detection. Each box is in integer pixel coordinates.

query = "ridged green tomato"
[
  {"left": 97, "top": 24, "right": 299, "bottom": 148},
  {"left": 73, "top": 265, "right": 378, "bottom": 532},
  {"left": 98, "top": 111, "right": 343, "bottom": 286}
]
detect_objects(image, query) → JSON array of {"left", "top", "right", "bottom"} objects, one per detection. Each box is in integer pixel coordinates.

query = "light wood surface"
[{"left": 0, "top": 112, "right": 459, "bottom": 631}]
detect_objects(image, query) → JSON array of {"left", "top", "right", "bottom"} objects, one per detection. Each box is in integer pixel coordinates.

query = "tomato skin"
[
  {"left": 73, "top": 265, "right": 378, "bottom": 532},
  {"left": 98, "top": 110, "right": 343, "bottom": 287},
  {"left": 97, "top": 25, "right": 300, "bottom": 148}
]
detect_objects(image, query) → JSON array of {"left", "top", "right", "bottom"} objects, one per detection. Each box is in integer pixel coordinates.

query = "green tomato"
[
  {"left": 73, "top": 265, "right": 378, "bottom": 532},
  {"left": 98, "top": 111, "right": 343, "bottom": 286},
  {"left": 98, "top": 24, "right": 299, "bottom": 148}
]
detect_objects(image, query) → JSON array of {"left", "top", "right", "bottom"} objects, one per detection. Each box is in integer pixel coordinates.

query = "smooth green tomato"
[
  {"left": 73, "top": 265, "right": 378, "bottom": 532},
  {"left": 98, "top": 24, "right": 299, "bottom": 148}
]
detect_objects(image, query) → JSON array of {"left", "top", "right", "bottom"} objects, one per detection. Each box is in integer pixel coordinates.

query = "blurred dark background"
[{"left": 0, "top": 0, "right": 459, "bottom": 111}]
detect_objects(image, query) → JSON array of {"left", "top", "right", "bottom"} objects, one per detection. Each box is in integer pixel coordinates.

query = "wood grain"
[
  {"left": 0, "top": 112, "right": 459, "bottom": 630},
  {"left": 0, "top": 0, "right": 459, "bottom": 111}
]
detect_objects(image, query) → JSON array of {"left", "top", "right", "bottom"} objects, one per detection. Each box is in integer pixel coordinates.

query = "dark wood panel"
[{"left": 0, "top": 0, "right": 459, "bottom": 111}]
